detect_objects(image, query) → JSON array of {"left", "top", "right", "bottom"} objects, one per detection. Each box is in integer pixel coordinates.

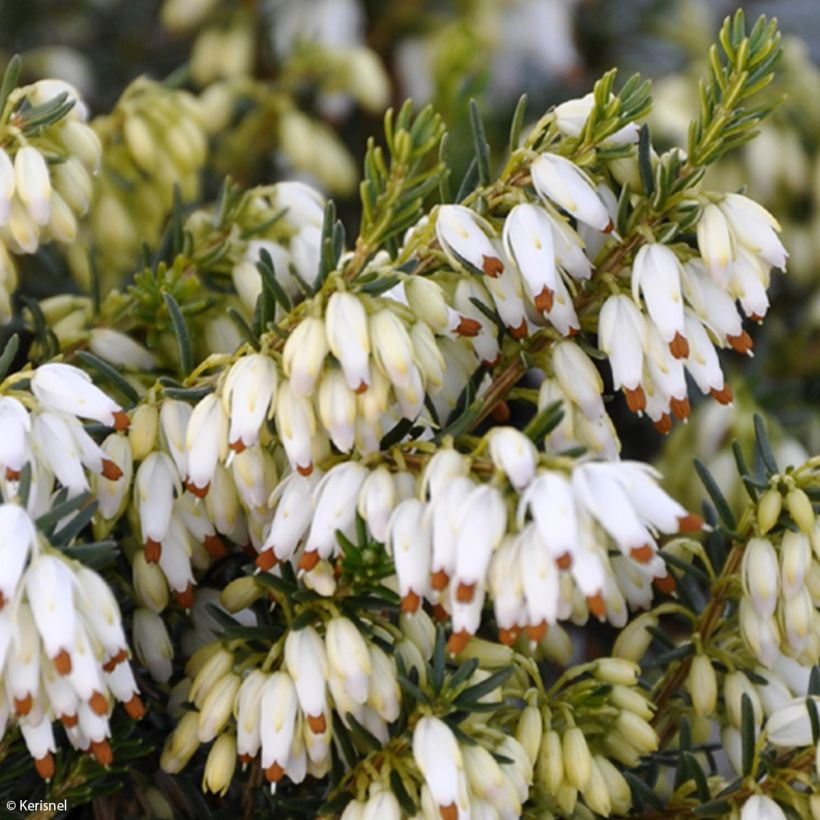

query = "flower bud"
[
  {"left": 15, "top": 146, "right": 52, "bottom": 225},
  {"left": 687, "top": 654, "right": 718, "bottom": 718},
  {"left": 132, "top": 607, "right": 173, "bottom": 683},
  {"left": 615, "top": 711, "right": 658, "bottom": 755},
  {"left": 787, "top": 488, "right": 815, "bottom": 535},
  {"left": 595, "top": 658, "right": 640, "bottom": 686},
  {"left": 612, "top": 612, "right": 658, "bottom": 662},
  {"left": 202, "top": 732, "right": 236, "bottom": 796},
  {"left": 189, "top": 648, "right": 234, "bottom": 708},
  {"left": 160, "top": 711, "right": 200, "bottom": 773},
  {"left": 516, "top": 706, "right": 543, "bottom": 767},
  {"left": 757, "top": 489, "right": 782, "bottom": 535},
  {"left": 198, "top": 672, "right": 240, "bottom": 742},
  {"left": 132, "top": 551, "right": 169, "bottom": 613},
  {"left": 562, "top": 727, "right": 592, "bottom": 790},
  {"left": 724, "top": 671, "right": 763, "bottom": 729},
  {"left": 742, "top": 538, "right": 780, "bottom": 618},
  {"left": 536, "top": 728, "right": 563, "bottom": 794},
  {"left": 781, "top": 531, "right": 811, "bottom": 597},
  {"left": 582, "top": 758, "right": 611, "bottom": 817},
  {"left": 220, "top": 577, "right": 263, "bottom": 613}
]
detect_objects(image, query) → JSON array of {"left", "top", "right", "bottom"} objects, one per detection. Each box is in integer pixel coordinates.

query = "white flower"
[
  {"left": 720, "top": 193, "right": 787, "bottom": 270},
  {"left": 0, "top": 504, "right": 36, "bottom": 608},
  {"left": 742, "top": 538, "right": 780, "bottom": 617},
  {"left": 697, "top": 203, "right": 734, "bottom": 286},
  {"left": 552, "top": 341, "right": 605, "bottom": 421},
  {"left": 369, "top": 308, "right": 418, "bottom": 393},
  {"left": 185, "top": 394, "right": 228, "bottom": 497},
  {"left": 236, "top": 669, "right": 267, "bottom": 761},
  {"left": 274, "top": 380, "right": 318, "bottom": 476},
  {"left": 519, "top": 525, "right": 559, "bottom": 632},
  {"left": 14, "top": 146, "right": 52, "bottom": 226},
  {"left": 554, "top": 93, "right": 639, "bottom": 145},
  {"left": 632, "top": 244, "right": 688, "bottom": 358},
  {"left": 781, "top": 531, "right": 810, "bottom": 597},
  {"left": 683, "top": 312, "right": 732, "bottom": 404},
  {"left": 766, "top": 697, "right": 820, "bottom": 748},
  {"left": 325, "top": 292, "right": 370, "bottom": 393},
  {"left": 159, "top": 399, "right": 191, "bottom": 477},
  {"left": 454, "top": 277, "right": 501, "bottom": 366},
  {"left": 0, "top": 148, "right": 15, "bottom": 224},
  {"left": 404, "top": 276, "right": 451, "bottom": 333},
  {"left": 413, "top": 717, "right": 464, "bottom": 817},
  {"left": 731, "top": 247, "right": 770, "bottom": 320},
  {"left": 520, "top": 471, "right": 577, "bottom": 567},
  {"left": 436, "top": 204, "right": 504, "bottom": 277},
  {"left": 31, "top": 411, "right": 88, "bottom": 496},
  {"left": 488, "top": 426, "right": 538, "bottom": 490},
  {"left": 531, "top": 153, "right": 612, "bottom": 232},
  {"left": 316, "top": 370, "right": 356, "bottom": 452},
  {"left": 20, "top": 716, "right": 56, "bottom": 780},
  {"left": 260, "top": 671, "right": 299, "bottom": 783},
  {"left": 284, "top": 626, "right": 328, "bottom": 733},
  {"left": 198, "top": 672, "right": 240, "bottom": 742},
  {"left": 259, "top": 471, "right": 318, "bottom": 568},
  {"left": 429, "top": 476, "right": 477, "bottom": 590},
  {"left": 25, "top": 555, "right": 76, "bottom": 672},
  {"left": 135, "top": 452, "right": 181, "bottom": 561},
  {"left": 599, "top": 295, "right": 647, "bottom": 413},
  {"left": 325, "top": 617, "right": 371, "bottom": 704},
  {"left": 132, "top": 608, "right": 174, "bottom": 683},
  {"left": 387, "top": 498, "right": 431, "bottom": 613},
  {"left": 282, "top": 317, "right": 328, "bottom": 397},
  {"left": 551, "top": 213, "right": 593, "bottom": 280},
  {"left": 222, "top": 353, "right": 277, "bottom": 452},
  {"left": 0, "top": 397, "right": 30, "bottom": 479},
  {"left": 740, "top": 795, "right": 787, "bottom": 820},
  {"left": 502, "top": 203, "right": 557, "bottom": 312},
  {"left": 31, "top": 363, "right": 128, "bottom": 430},
  {"left": 484, "top": 263, "right": 529, "bottom": 338},
  {"left": 89, "top": 329, "right": 156, "bottom": 371}
]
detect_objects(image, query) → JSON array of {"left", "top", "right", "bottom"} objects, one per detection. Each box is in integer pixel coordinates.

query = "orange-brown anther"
[
  {"left": 229, "top": 439, "right": 246, "bottom": 454},
  {"left": 264, "top": 762, "right": 285, "bottom": 783},
  {"left": 60, "top": 713, "right": 79, "bottom": 728},
  {"left": 603, "top": 219, "right": 615, "bottom": 234},
  {"left": 534, "top": 286, "right": 554, "bottom": 313},
  {"left": 440, "top": 804, "right": 458, "bottom": 820},
  {"left": 668, "top": 333, "right": 690, "bottom": 360},
  {"left": 670, "top": 397, "right": 691, "bottom": 421},
  {"left": 490, "top": 401, "right": 511, "bottom": 422},
  {"left": 144, "top": 538, "right": 162, "bottom": 564},
  {"left": 298, "top": 550, "right": 320, "bottom": 572},
  {"left": 90, "top": 739, "right": 113, "bottom": 766},
  {"left": 35, "top": 753, "right": 55, "bottom": 780},
  {"left": 653, "top": 414, "right": 672, "bottom": 435},
  {"left": 624, "top": 386, "right": 647, "bottom": 414},
  {"left": 498, "top": 627, "right": 519, "bottom": 646},
  {"left": 401, "top": 590, "right": 421, "bottom": 614},
  {"left": 508, "top": 319, "right": 528, "bottom": 340},
  {"left": 526, "top": 621, "right": 548, "bottom": 642},
  {"left": 750, "top": 313, "right": 764, "bottom": 323},
  {"left": 124, "top": 695, "right": 145, "bottom": 720},
  {"left": 239, "top": 753, "right": 254, "bottom": 765},
  {"left": 677, "top": 513, "right": 704, "bottom": 533},
  {"left": 0, "top": 591, "right": 5, "bottom": 609},
  {"left": 586, "top": 593, "right": 606, "bottom": 619},
  {"left": 481, "top": 255, "right": 504, "bottom": 277},
  {"left": 447, "top": 630, "right": 470, "bottom": 655},
  {"left": 431, "top": 604, "right": 449, "bottom": 622},
  {"left": 455, "top": 316, "right": 481, "bottom": 337},
  {"left": 89, "top": 691, "right": 108, "bottom": 716},
  {"left": 654, "top": 573, "right": 677, "bottom": 594},
  {"left": 203, "top": 534, "right": 227, "bottom": 559},
  {"left": 100, "top": 459, "right": 123, "bottom": 481},
  {"left": 102, "top": 648, "right": 128, "bottom": 673},
  {"left": 296, "top": 463, "right": 314, "bottom": 477},
  {"left": 430, "top": 569, "right": 450, "bottom": 591},
  {"left": 483, "top": 353, "right": 503, "bottom": 369},
  {"left": 710, "top": 385, "right": 733, "bottom": 404},
  {"left": 5, "top": 467, "right": 20, "bottom": 481},
  {"left": 14, "top": 694, "right": 32, "bottom": 716},
  {"left": 456, "top": 582, "right": 475, "bottom": 603},
  {"left": 256, "top": 549, "right": 278, "bottom": 572},
  {"left": 354, "top": 381, "right": 368, "bottom": 395},
  {"left": 185, "top": 480, "right": 210, "bottom": 498},
  {"left": 555, "top": 552, "right": 573, "bottom": 570},
  {"left": 630, "top": 544, "right": 655, "bottom": 563},
  {"left": 307, "top": 713, "right": 327, "bottom": 734},
  {"left": 727, "top": 331, "right": 753, "bottom": 354},
  {"left": 53, "top": 649, "right": 72, "bottom": 676},
  {"left": 112, "top": 411, "right": 130, "bottom": 431},
  {"left": 174, "top": 583, "right": 195, "bottom": 610}
]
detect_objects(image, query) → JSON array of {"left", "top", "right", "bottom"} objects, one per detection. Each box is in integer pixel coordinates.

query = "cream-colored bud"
[
  {"left": 404, "top": 277, "right": 449, "bottom": 333},
  {"left": 811, "top": 794, "right": 820, "bottom": 820},
  {"left": 757, "top": 489, "right": 782, "bottom": 535},
  {"left": 540, "top": 623, "right": 573, "bottom": 665},
  {"left": 133, "top": 551, "right": 169, "bottom": 613},
  {"left": 554, "top": 781, "right": 578, "bottom": 815},
  {"left": 160, "top": 711, "right": 200, "bottom": 773},
  {"left": 52, "top": 157, "right": 92, "bottom": 215},
  {"left": 394, "top": 639, "right": 427, "bottom": 689},
  {"left": 399, "top": 609, "right": 435, "bottom": 660},
  {"left": 612, "top": 612, "right": 658, "bottom": 663},
  {"left": 602, "top": 731, "right": 641, "bottom": 768},
  {"left": 595, "top": 658, "right": 640, "bottom": 686},
  {"left": 46, "top": 191, "right": 77, "bottom": 243},
  {"left": 220, "top": 577, "right": 263, "bottom": 613},
  {"left": 781, "top": 531, "right": 811, "bottom": 597},
  {"left": 202, "top": 732, "right": 236, "bottom": 796},
  {"left": 8, "top": 195, "right": 39, "bottom": 253},
  {"left": 537, "top": 729, "right": 564, "bottom": 794},
  {"left": 125, "top": 114, "right": 159, "bottom": 174},
  {"left": 582, "top": 758, "right": 611, "bottom": 817},
  {"left": 51, "top": 309, "right": 89, "bottom": 346},
  {"left": 787, "top": 488, "right": 816, "bottom": 535},
  {"left": 15, "top": 145, "right": 52, "bottom": 225},
  {"left": 594, "top": 755, "right": 632, "bottom": 815},
  {"left": 724, "top": 671, "right": 763, "bottom": 728},
  {"left": 60, "top": 119, "right": 102, "bottom": 172},
  {"left": 143, "top": 787, "right": 175, "bottom": 819},
  {"left": 189, "top": 648, "right": 235, "bottom": 708},
  {"left": 687, "top": 654, "right": 718, "bottom": 718},
  {"left": 562, "top": 727, "right": 592, "bottom": 790},
  {"left": 610, "top": 685, "right": 655, "bottom": 721},
  {"left": 129, "top": 404, "right": 159, "bottom": 460},
  {"left": 184, "top": 643, "right": 220, "bottom": 678},
  {"left": 516, "top": 706, "right": 543, "bottom": 767},
  {"left": 455, "top": 637, "right": 514, "bottom": 669},
  {"left": 615, "top": 711, "right": 658, "bottom": 754},
  {"left": 198, "top": 672, "right": 240, "bottom": 742}
]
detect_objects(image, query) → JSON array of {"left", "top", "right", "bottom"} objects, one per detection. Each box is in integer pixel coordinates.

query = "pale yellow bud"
[
  {"left": 615, "top": 711, "right": 658, "bottom": 754},
  {"left": 516, "top": 706, "right": 543, "bottom": 767},
  {"left": 610, "top": 685, "right": 655, "bottom": 721},
  {"left": 399, "top": 609, "right": 435, "bottom": 660},
  {"left": 562, "top": 727, "right": 592, "bottom": 790},
  {"left": 60, "top": 119, "right": 102, "bottom": 173},
  {"left": 687, "top": 654, "right": 717, "bottom": 718},
  {"left": 220, "top": 577, "right": 263, "bottom": 613},
  {"left": 456, "top": 637, "right": 514, "bottom": 669},
  {"left": 202, "top": 733, "right": 236, "bottom": 796},
  {"left": 189, "top": 647, "right": 234, "bottom": 708},
  {"left": 724, "top": 671, "right": 763, "bottom": 729},
  {"left": 129, "top": 405, "right": 159, "bottom": 461},
  {"left": 540, "top": 623, "right": 573, "bottom": 665},
  {"left": 581, "top": 758, "right": 611, "bottom": 817},
  {"left": 143, "top": 787, "right": 175, "bottom": 819},
  {"left": 595, "top": 657, "right": 640, "bottom": 686},
  {"left": 594, "top": 755, "right": 632, "bottom": 815},
  {"left": 536, "top": 729, "right": 563, "bottom": 794},
  {"left": 757, "top": 488, "right": 782, "bottom": 535},
  {"left": 160, "top": 711, "right": 200, "bottom": 773},
  {"left": 198, "top": 672, "right": 240, "bottom": 742},
  {"left": 125, "top": 114, "right": 159, "bottom": 174},
  {"left": 787, "top": 488, "right": 816, "bottom": 535},
  {"left": 554, "top": 781, "right": 578, "bottom": 815},
  {"left": 133, "top": 551, "right": 169, "bottom": 613}
]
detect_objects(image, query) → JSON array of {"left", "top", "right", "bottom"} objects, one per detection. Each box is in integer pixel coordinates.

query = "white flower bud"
[
  {"left": 325, "top": 292, "right": 370, "bottom": 393},
  {"left": 786, "top": 488, "right": 815, "bottom": 535},
  {"left": 283, "top": 317, "right": 328, "bottom": 397},
  {"left": 0, "top": 504, "right": 36, "bottom": 608},
  {"left": 260, "top": 671, "right": 298, "bottom": 782},
  {"left": 413, "top": 717, "right": 464, "bottom": 816},
  {"left": 185, "top": 394, "right": 228, "bottom": 496},
  {"left": 781, "top": 531, "right": 811, "bottom": 597},
  {"left": 317, "top": 369, "right": 357, "bottom": 452},
  {"left": 222, "top": 353, "right": 277, "bottom": 452},
  {"left": 757, "top": 489, "right": 783, "bottom": 535},
  {"left": 599, "top": 295, "right": 646, "bottom": 412},
  {"left": 436, "top": 204, "right": 504, "bottom": 277},
  {"left": 724, "top": 671, "right": 763, "bottom": 729},
  {"left": 552, "top": 341, "right": 605, "bottom": 420},
  {"left": 388, "top": 498, "right": 431, "bottom": 614},
  {"left": 698, "top": 203, "right": 735, "bottom": 286},
  {"left": 740, "top": 795, "right": 787, "bottom": 820},
  {"left": 612, "top": 612, "right": 658, "bottom": 662},
  {"left": 133, "top": 608, "right": 174, "bottom": 683},
  {"left": 14, "top": 146, "right": 52, "bottom": 225},
  {"left": 487, "top": 426, "right": 538, "bottom": 490},
  {"left": 285, "top": 626, "right": 328, "bottom": 732},
  {"left": 275, "top": 379, "right": 317, "bottom": 475},
  {"left": 615, "top": 711, "right": 658, "bottom": 755}
]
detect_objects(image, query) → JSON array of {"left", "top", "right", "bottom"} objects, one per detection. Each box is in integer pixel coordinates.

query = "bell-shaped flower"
[
  {"left": 283, "top": 317, "right": 328, "bottom": 397},
  {"left": 0, "top": 504, "right": 36, "bottom": 608},
  {"left": 388, "top": 499, "right": 432, "bottom": 613},
  {"left": 683, "top": 311, "right": 732, "bottom": 403},
  {"left": 14, "top": 146, "right": 52, "bottom": 225},
  {"left": 0, "top": 397, "right": 30, "bottom": 479},
  {"left": 274, "top": 380, "right": 317, "bottom": 476},
  {"left": 599, "top": 295, "right": 647, "bottom": 413},
  {"left": 325, "top": 292, "right": 370, "bottom": 393},
  {"left": 436, "top": 204, "right": 504, "bottom": 277},
  {"left": 503, "top": 204, "right": 558, "bottom": 313},
  {"left": 260, "top": 671, "right": 299, "bottom": 783},
  {"left": 222, "top": 353, "right": 277, "bottom": 452},
  {"left": 720, "top": 193, "right": 787, "bottom": 270},
  {"left": 697, "top": 203, "right": 735, "bottom": 286},
  {"left": 413, "top": 717, "right": 465, "bottom": 818},
  {"left": 135, "top": 452, "right": 181, "bottom": 561},
  {"left": 259, "top": 471, "right": 318, "bottom": 568},
  {"left": 325, "top": 617, "right": 372, "bottom": 704},
  {"left": 284, "top": 626, "right": 328, "bottom": 733},
  {"left": 185, "top": 394, "right": 228, "bottom": 497},
  {"left": 488, "top": 426, "right": 538, "bottom": 490}
]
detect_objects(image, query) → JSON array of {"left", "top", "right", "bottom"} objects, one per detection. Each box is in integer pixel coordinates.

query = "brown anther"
[
  {"left": 298, "top": 550, "right": 320, "bottom": 572},
  {"left": 440, "top": 803, "right": 459, "bottom": 820},
  {"left": 603, "top": 219, "right": 615, "bottom": 234},
  {"left": 710, "top": 384, "right": 734, "bottom": 405},
  {"left": 203, "top": 533, "right": 227, "bottom": 559},
  {"left": 185, "top": 479, "right": 210, "bottom": 499},
  {"left": 5, "top": 466, "right": 20, "bottom": 481},
  {"left": 296, "top": 463, "right": 314, "bottom": 477},
  {"left": 34, "top": 753, "right": 55, "bottom": 781},
  {"left": 654, "top": 573, "right": 677, "bottom": 594},
  {"left": 446, "top": 630, "right": 471, "bottom": 655},
  {"left": 89, "top": 691, "right": 108, "bottom": 716},
  {"left": 229, "top": 438, "right": 246, "bottom": 454},
  {"left": 100, "top": 459, "right": 123, "bottom": 481},
  {"left": 490, "top": 401, "right": 511, "bottom": 422},
  {"left": 124, "top": 695, "right": 145, "bottom": 720},
  {"left": 668, "top": 332, "right": 690, "bottom": 360},
  {"left": 256, "top": 549, "right": 278, "bottom": 572},
  {"left": 498, "top": 627, "right": 519, "bottom": 646},
  {"left": 481, "top": 255, "right": 504, "bottom": 277},
  {"left": 174, "top": 583, "right": 195, "bottom": 610},
  {"left": 102, "top": 648, "right": 128, "bottom": 673},
  {"left": 307, "top": 713, "right": 327, "bottom": 734},
  {"left": 456, "top": 581, "right": 476, "bottom": 603},
  {"left": 750, "top": 313, "right": 765, "bottom": 323},
  {"left": 89, "top": 739, "right": 113, "bottom": 767},
  {"left": 144, "top": 538, "right": 162, "bottom": 564},
  {"left": 430, "top": 569, "right": 450, "bottom": 591},
  {"left": 534, "top": 286, "right": 555, "bottom": 313},
  {"left": 60, "top": 713, "right": 79, "bottom": 728},
  {"left": 401, "top": 590, "right": 421, "bottom": 614},
  {"left": 727, "top": 331, "right": 753, "bottom": 354},
  {"left": 555, "top": 552, "right": 573, "bottom": 570},
  {"left": 630, "top": 544, "right": 655, "bottom": 564},
  {"left": 0, "top": 591, "right": 4, "bottom": 610},
  {"left": 431, "top": 604, "right": 449, "bottom": 622},
  {"left": 526, "top": 621, "right": 548, "bottom": 642},
  {"left": 455, "top": 316, "right": 481, "bottom": 337},
  {"left": 670, "top": 397, "right": 691, "bottom": 421},
  {"left": 567, "top": 325, "right": 579, "bottom": 337},
  {"left": 239, "top": 753, "right": 254, "bottom": 765},
  {"left": 264, "top": 762, "right": 285, "bottom": 783},
  {"left": 586, "top": 593, "right": 606, "bottom": 619},
  {"left": 53, "top": 649, "right": 72, "bottom": 676},
  {"left": 677, "top": 513, "right": 704, "bottom": 533},
  {"left": 482, "top": 354, "right": 502, "bottom": 369},
  {"left": 624, "top": 386, "right": 647, "bottom": 414},
  {"left": 354, "top": 381, "right": 368, "bottom": 395},
  {"left": 112, "top": 411, "right": 130, "bottom": 432},
  {"left": 14, "top": 694, "right": 32, "bottom": 716},
  {"left": 653, "top": 414, "right": 672, "bottom": 435},
  {"left": 508, "top": 319, "right": 529, "bottom": 340}
]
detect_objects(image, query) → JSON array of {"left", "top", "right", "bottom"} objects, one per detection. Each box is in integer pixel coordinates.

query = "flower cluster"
[{"left": 0, "top": 504, "right": 142, "bottom": 779}]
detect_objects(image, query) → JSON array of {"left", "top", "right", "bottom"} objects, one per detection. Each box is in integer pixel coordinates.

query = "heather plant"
[{"left": 0, "top": 8, "right": 819, "bottom": 820}]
